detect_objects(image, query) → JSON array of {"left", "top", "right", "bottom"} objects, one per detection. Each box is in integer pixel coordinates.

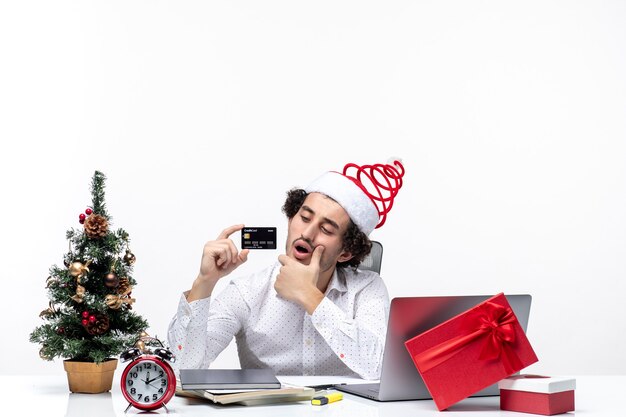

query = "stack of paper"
[{"left": 176, "top": 369, "right": 315, "bottom": 406}]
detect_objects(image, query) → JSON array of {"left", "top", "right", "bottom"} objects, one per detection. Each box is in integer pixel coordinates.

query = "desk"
[{"left": 1, "top": 375, "right": 621, "bottom": 416}]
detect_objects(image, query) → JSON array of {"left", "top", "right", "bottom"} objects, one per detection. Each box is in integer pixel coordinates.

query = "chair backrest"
[{"left": 359, "top": 240, "right": 383, "bottom": 274}]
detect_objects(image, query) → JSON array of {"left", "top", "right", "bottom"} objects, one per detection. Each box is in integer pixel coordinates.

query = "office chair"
[{"left": 359, "top": 240, "right": 383, "bottom": 274}]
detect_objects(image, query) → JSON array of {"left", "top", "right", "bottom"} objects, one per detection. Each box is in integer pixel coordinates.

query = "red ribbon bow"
[{"left": 413, "top": 301, "right": 524, "bottom": 375}]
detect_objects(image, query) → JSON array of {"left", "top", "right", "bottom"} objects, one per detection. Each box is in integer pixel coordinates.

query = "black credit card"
[{"left": 241, "top": 227, "right": 277, "bottom": 250}]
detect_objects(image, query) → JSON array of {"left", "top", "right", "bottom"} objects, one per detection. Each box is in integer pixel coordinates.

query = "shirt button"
[{"left": 305, "top": 339, "right": 312, "bottom": 346}]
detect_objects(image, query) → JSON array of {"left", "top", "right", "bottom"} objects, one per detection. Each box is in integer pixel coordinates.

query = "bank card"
[{"left": 241, "top": 227, "right": 277, "bottom": 249}]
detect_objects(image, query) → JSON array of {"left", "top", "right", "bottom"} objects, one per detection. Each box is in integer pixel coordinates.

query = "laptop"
[{"left": 335, "top": 294, "right": 533, "bottom": 401}]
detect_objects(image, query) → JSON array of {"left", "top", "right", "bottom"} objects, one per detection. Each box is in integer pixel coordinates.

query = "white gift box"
[{"left": 498, "top": 375, "right": 576, "bottom": 415}]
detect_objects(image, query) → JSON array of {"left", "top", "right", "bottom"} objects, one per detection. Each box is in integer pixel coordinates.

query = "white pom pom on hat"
[{"left": 305, "top": 157, "right": 405, "bottom": 235}]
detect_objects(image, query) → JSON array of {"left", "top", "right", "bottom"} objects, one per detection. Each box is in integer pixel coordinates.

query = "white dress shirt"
[{"left": 167, "top": 261, "right": 390, "bottom": 380}]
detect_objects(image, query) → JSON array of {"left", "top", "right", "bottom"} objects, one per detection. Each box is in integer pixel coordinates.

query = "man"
[{"left": 167, "top": 158, "right": 405, "bottom": 379}]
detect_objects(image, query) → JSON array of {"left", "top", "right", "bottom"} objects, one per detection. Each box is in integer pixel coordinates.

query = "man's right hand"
[{"left": 187, "top": 224, "right": 250, "bottom": 302}]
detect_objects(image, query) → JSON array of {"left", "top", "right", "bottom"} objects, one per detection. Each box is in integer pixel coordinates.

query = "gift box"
[
  {"left": 404, "top": 292, "right": 538, "bottom": 411},
  {"left": 499, "top": 375, "right": 576, "bottom": 415}
]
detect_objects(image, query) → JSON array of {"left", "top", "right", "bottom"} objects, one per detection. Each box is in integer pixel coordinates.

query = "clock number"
[
  {"left": 159, "top": 388, "right": 164, "bottom": 394},
  {"left": 161, "top": 379, "right": 167, "bottom": 386},
  {"left": 130, "top": 388, "right": 136, "bottom": 394},
  {"left": 128, "top": 379, "right": 134, "bottom": 386},
  {"left": 153, "top": 394, "right": 158, "bottom": 401},
  {"left": 145, "top": 397, "right": 150, "bottom": 403},
  {"left": 159, "top": 370, "right": 164, "bottom": 377},
  {"left": 130, "top": 372, "right": 138, "bottom": 378}
]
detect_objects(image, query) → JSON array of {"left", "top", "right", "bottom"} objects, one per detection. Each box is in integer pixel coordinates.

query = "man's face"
[{"left": 285, "top": 192, "right": 354, "bottom": 273}]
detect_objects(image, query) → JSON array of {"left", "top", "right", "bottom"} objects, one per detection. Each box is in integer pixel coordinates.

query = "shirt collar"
[{"left": 325, "top": 268, "right": 348, "bottom": 295}]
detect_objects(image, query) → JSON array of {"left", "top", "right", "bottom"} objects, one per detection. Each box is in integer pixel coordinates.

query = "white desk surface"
[{"left": 1, "top": 374, "right": 621, "bottom": 416}]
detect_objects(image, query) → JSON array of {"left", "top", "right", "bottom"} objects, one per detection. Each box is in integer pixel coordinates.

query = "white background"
[{"left": 1, "top": 1, "right": 624, "bottom": 376}]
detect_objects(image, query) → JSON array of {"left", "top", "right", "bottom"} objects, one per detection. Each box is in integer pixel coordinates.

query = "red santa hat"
[{"left": 305, "top": 157, "right": 405, "bottom": 235}]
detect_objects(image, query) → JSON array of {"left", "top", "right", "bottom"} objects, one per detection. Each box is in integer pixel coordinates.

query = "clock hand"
[
  {"left": 139, "top": 376, "right": 159, "bottom": 389},
  {"left": 141, "top": 372, "right": 154, "bottom": 385}
]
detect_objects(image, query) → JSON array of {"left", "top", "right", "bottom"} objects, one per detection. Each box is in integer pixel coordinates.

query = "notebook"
[
  {"left": 175, "top": 380, "right": 315, "bottom": 405},
  {"left": 335, "top": 294, "right": 533, "bottom": 402},
  {"left": 179, "top": 368, "right": 282, "bottom": 390}
]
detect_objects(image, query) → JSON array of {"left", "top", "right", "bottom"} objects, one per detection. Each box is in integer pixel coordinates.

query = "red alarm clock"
[{"left": 120, "top": 336, "right": 176, "bottom": 412}]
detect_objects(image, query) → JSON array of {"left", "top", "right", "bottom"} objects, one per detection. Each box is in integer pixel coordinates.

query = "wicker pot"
[{"left": 63, "top": 358, "right": 118, "bottom": 393}]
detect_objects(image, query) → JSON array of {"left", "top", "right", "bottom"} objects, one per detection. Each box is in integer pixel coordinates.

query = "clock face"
[{"left": 121, "top": 356, "right": 176, "bottom": 411}]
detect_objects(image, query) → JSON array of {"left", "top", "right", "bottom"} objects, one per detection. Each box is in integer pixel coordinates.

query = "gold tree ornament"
[
  {"left": 68, "top": 260, "right": 91, "bottom": 303},
  {"left": 39, "top": 309, "right": 53, "bottom": 319},
  {"left": 84, "top": 214, "right": 109, "bottom": 239},
  {"left": 105, "top": 294, "right": 136, "bottom": 310},
  {"left": 70, "top": 284, "right": 86, "bottom": 303},
  {"left": 46, "top": 276, "right": 58, "bottom": 288},
  {"left": 123, "top": 249, "right": 136, "bottom": 265},
  {"left": 39, "top": 302, "right": 58, "bottom": 319},
  {"left": 105, "top": 294, "right": 121, "bottom": 309},
  {"left": 135, "top": 339, "right": 146, "bottom": 353},
  {"left": 39, "top": 347, "right": 52, "bottom": 360},
  {"left": 69, "top": 260, "right": 91, "bottom": 277}
]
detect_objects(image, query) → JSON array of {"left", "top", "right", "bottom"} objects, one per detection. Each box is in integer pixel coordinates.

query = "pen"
[{"left": 311, "top": 392, "right": 343, "bottom": 405}]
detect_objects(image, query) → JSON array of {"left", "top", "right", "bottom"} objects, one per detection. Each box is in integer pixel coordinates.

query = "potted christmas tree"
[{"left": 30, "top": 171, "right": 149, "bottom": 393}]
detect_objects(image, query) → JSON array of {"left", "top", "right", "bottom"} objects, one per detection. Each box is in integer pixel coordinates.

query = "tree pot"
[{"left": 63, "top": 358, "right": 118, "bottom": 393}]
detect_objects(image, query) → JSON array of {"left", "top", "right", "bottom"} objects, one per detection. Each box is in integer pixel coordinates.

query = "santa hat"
[{"left": 305, "top": 158, "right": 405, "bottom": 235}]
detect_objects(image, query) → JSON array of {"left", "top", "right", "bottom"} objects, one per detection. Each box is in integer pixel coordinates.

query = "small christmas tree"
[{"left": 30, "top": 171, "right": 149, "bottom": 363}]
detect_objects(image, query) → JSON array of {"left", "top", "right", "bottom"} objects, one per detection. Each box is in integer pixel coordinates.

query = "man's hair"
[{"left": 282, "top": 188, "right": 372, "bottom": 269}]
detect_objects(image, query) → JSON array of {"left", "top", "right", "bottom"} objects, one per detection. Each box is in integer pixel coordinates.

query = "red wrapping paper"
[
  {"left": 499, "top": 374, "right": 576, "bottom": 415},
  {"left": 500, "top": 389, "right": 575, "bottom": 415},
  {"left": 404, "top": 292, "right": 538, "bottom": 411}
]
